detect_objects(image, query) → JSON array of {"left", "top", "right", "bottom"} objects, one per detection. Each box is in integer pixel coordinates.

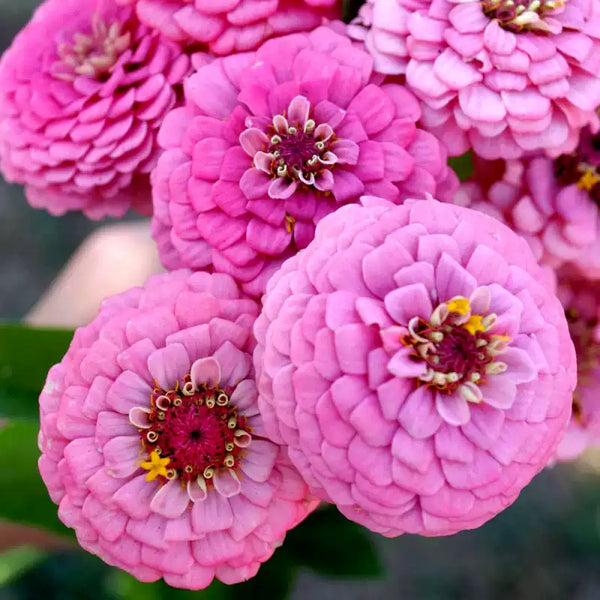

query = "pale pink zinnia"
[
  {"left": 554, "top": 269, "right": 600, "bottom": 461},
  {"left": 350, "top": 0, "right": 600, "bottom": 159},
  {"left": 116, "top": 0, "right": 341, "bottom": 55},
  {"left": 0, "top": 0, "right": 190, "bottom": 218},
  {"left": 38, "top": 270, "right": 317, "bottom": 588},
  {"left": 151, "top": 26, "right": 458, "bottom": 297},
  {"left": 455, "top": 126, "right": 600, "bottom": 276},
  {"left": 254, "top": 197, "right": 576, "bottom": 537}
]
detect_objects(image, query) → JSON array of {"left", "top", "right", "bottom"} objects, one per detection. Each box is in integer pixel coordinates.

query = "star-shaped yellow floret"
[
  {"left": 463, "top": 315, "right": 486, "bottom": 335},
  {"left": 140, "top": 451, "right": 170, "bottom": 482},
  {"left": 447, "top": 297, "right": 470, "bottom": 316},
  {"left": 577, "top": 170, "right": 600, "bottom": 192}
]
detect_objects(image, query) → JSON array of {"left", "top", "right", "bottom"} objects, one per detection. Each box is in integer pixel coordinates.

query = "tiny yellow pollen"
[
  {"left": 577, "top": 170, "right": 600, "bottom": 192},
  {"left": 463, "top": 315, "right": 486, "bottom": 335},
  {"left": 285, "top": 214, "right": 296, "bottom": 234},
  {"left": 447, "top": 297, "right": 470, "bottom": 316},
  {"left": 141, "top": 451, "right": 170, "bottom": 482}
]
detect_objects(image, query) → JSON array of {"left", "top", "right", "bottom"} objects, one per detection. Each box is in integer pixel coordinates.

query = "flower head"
[
  {"left": 455, "top": 126, "right": 600, "bottom": 275},
  {"left": 38, "top": 271, "right": 317, "bottom": 588},
  {"left": 554, "top": 269, "right": 600, "bottom": 460},
  {"left": 350, "top": 0, "right": 600, "bottom": 159},
  {"left": 254, "top": 197, "right": 575, "bottom": 537},
  {"left": 151, "top": 26, "right": 458, "bottom": 297},
  {"left": 0, "top": 0, "right": 190, "bottom": 218},
  {"left": 116, "top": 0, "right": 341, "bottom": 55}
]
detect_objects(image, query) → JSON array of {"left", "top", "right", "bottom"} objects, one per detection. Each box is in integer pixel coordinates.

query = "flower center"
[
  {"left": 136, "top": 375, "right": 250, "bottom": 485},
  {"left": 53, "top": 14, "right": 131, "bottom": 81},
  {"left": 404, "top": 296, "right": 509, "bottom": 400},
  {"left": 241, "top": 94, "right": 338, "bottom": 198},
  {"left": 554, "top": 128, "right": 600, "bottom": 204},
  {"left": 481, "top": 0, "right": 566, "bottom": 33}
]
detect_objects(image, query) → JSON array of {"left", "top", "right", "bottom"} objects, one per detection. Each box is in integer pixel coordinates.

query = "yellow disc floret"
[
  {"left": 141, "top": 451, "right": 171, "bottom": 482},
  {"left": 447, "top": 297, "right": 470, "bottom": 316}
]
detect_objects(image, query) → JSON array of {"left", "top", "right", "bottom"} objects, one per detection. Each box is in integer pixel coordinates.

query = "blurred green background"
[{"left": 1, "top": 1, "right": 600, "bottom": 599}]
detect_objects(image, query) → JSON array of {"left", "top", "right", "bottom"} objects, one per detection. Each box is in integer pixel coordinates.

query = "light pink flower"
[
  {"left": 350, "top": 0, "right": 600, "bottom": 159},
  {"left": 38, "top": 270, "right": 317, "bottom": 588},
  {"left": 0, "top": 0, "right": 190, "bottom": 218},
  {"left": 151, "top": 26, "right": 458, "bottom": 297},
  {"left": 455, "top": 127, "right": 600, "bottom": 275},
  {"left": 254, "top": 197, "right": 576, "bottom": 537},
  {"left": 554, "top": 269, "right": 600, "bottom": 461},
  {"left": 116, "top": 0, "right": 341, "bottom": 55}
]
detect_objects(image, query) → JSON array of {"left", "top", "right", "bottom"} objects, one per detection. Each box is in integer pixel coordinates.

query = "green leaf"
[
  {"left": 0, "top": 421, "right": 70, "bottom": 536},
  {"left": 0, "top": 322, "right": 73, "bottom": 420},
  {"left": 0, "top": 546, "right": 48, "bottom": 586},
  {"left": 285, "top": 506, "right": 383, "bottom": 579},
  {"left": 448, "top": 151, "right": 474, "bottom": 182}
]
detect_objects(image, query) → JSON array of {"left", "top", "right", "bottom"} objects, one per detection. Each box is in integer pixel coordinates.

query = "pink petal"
[
  {"left": 384, "top": 282, "right": 433, "bottom": 324},
  {"left": 190, "top": 357, "right": 221, "bottom": 388},
  {"left": 150, "top": 478, "right": 191, "bottom": 518},
  {"left": 147, "top": 343, "right": 190, "bottom": 391},
  {"left": 397, "top": 385, "right": 443, "bottom": 438},
  {"left": 213, "top": 469, "right": 242, "bottom": 498},
  {"left": 435, "top": 392, "right": 471, "bottom": 426}
]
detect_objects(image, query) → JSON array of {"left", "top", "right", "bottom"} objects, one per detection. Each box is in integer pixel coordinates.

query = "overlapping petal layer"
[
  {"left": 38, "top": 270, "right": 317, "bottom": 588},
  {"left": 455, "top": 128, "right": 600, "bottom": 276},
  {"left": 116, "top": 0, "right": 341, "bottom": 54},
  {"left": 350, "top": 0, "right": 600, "bottom": 159},
  {"left": 254, "top": 197, "right": 576, "bottom": 536}
]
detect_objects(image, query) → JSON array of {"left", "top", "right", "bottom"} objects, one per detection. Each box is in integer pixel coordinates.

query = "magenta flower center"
[
  {"left": 554, "top": 129, "right": 600, "bottom": 203},
  {"left": 53, "top": 14, "right": 131, "bottom": 81},
  {"left": 240, "top": 95, "right": 339, "bottom": 201},
  {"left": 137, "top": 376, "right": 250, "bottom": 485},
  {"left": 481, "top": 0, "right": 565, "bottom": 33},
  {"left": 404, "top": 296, "right": 509, "bottom": 400},
  {"left": 266, "top": 115, "right": 336, "bottom": 186}
]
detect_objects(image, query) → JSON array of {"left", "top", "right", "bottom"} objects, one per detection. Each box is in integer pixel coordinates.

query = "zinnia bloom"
[
  {"left": 0, "top": 0, "right": 190, "bottom": 218},
  {"left": 254, "top": 197, "right": 576, "bottom": 537},
  {"left": 38, "top": 270, "right": 317, "bottom": 588},
  {"left": 151, "top": 26, "right": 458, "bottom": 297},
  {"left": 455, "top": 126, "right": 600, "bottom": 275},
  {"left": 116, "top": 0, "right": 341, "bottom": 55},
  {"left": 554, "top": 269, "right": 600, "bottom": 461},
  {"left": 350, "top": 0, "right": 600, "bottom": 159}
]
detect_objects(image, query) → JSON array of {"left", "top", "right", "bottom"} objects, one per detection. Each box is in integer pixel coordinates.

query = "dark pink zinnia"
[
  {"left": 0, "top": 0, "right": 190, "bottom": 218},
  {"left": 151, "top": 26, "right": 458, "bottom": 297},
  {"left": 116, "top": 0, "right": 341, "bottom": 55}
]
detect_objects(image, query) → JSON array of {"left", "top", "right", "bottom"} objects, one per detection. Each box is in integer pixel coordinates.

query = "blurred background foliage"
[{"left": 0, "top": 1, "right": 600, "bottom": 599}]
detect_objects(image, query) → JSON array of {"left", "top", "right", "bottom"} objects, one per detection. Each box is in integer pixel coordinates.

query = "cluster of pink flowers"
[{"left": 2, "top": 0, "right": 599, "bottom": 591}]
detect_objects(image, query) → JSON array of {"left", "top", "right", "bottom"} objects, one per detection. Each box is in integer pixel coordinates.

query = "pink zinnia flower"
[
  {"left": 455, "top": 127, "right": 600, "bottom": 275},
  {"left": 38, "top": 270, "right": 317, "bottom": 588},
  {"left": 350, "top": 0, "right": 600, "bottom": 159},
  {"left": 116, "top": 0, "right": 341, "bottom": 55},
  {"left": 554, "top": 269, "right": 600, "bottom": 461},
  {"left": 0, "top": 0, "right": 190, "bottom": 218},
  {"left": 254, "top": 197, "right": 576, "bottom": 537},
  {"left": 151, "top": 26, "right": 458, "bottom": 297}
]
